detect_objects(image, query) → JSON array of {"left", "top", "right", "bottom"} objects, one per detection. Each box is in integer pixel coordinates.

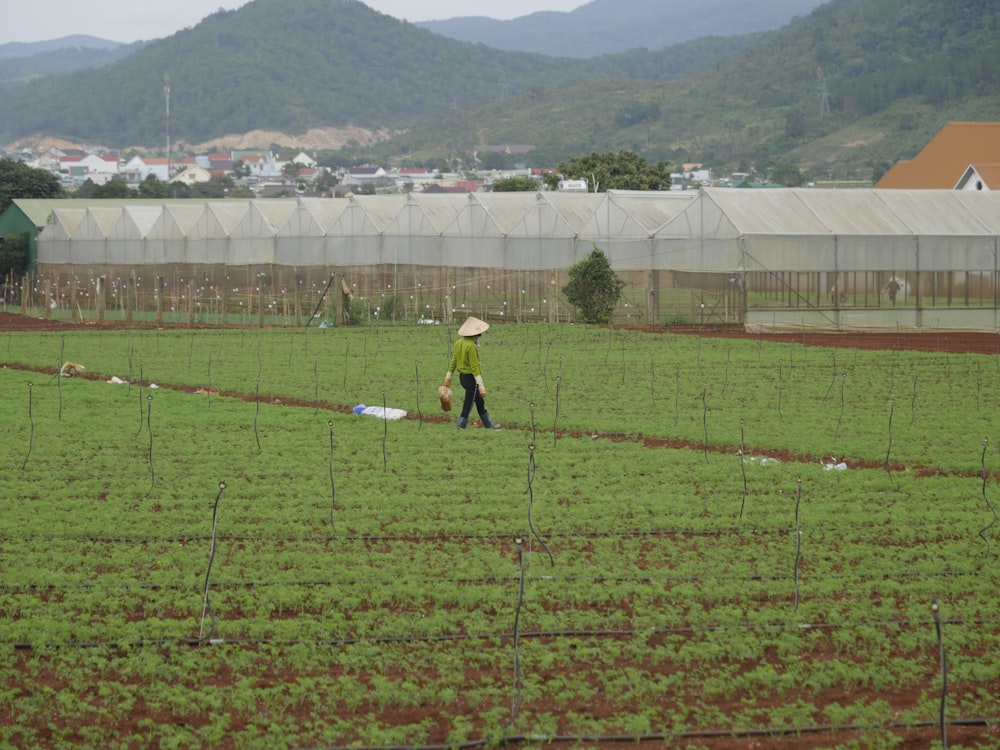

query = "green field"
[{"left": 0, "top": 321, "right": 998, "bottom": 748}]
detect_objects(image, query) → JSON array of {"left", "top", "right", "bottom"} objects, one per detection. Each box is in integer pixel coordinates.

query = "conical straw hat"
[{"left": 457, "top": 316, "right": 489, "bottom": 336}]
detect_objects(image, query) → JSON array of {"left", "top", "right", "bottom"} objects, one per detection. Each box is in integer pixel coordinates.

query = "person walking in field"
[{"left": 443, "top": 316, "right": 500, "bottom": 430}]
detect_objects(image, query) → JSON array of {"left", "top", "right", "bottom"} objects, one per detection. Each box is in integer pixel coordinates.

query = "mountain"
[
  {"left": 374, "top": 0, "right": 1000, "bottom": 180},
  {"left": 0, "top": 40, "right": 148, "bottom": 83},
  {"left": 0, "top": 0, "right": 752, "bottom": 147},
  {"left": 3, "top": 0, "right": 1000, "bottom": 182},
  {"left": 0, "top": 36, "right": 124, "bottom": 60},
  {"left": 417, "top": 0, "right": 828, "bottom": 58}
]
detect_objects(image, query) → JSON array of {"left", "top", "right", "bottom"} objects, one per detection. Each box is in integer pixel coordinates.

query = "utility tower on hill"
[{"left": 817, "top": 68, "right": 830, "bottom": 118}]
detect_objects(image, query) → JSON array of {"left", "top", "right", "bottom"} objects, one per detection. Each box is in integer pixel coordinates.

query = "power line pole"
[{"left": 164, "top": 73, "right": 171, "bottom": 175}]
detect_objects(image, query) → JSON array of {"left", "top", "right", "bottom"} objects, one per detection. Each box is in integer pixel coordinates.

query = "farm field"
[{"left": 0, "top": 311, "right": 998, "bottom": 749}]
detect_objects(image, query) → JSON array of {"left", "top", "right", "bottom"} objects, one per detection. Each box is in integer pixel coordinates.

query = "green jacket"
[{"left": 448, "top": 336, "right": 482, "bottom": 378}]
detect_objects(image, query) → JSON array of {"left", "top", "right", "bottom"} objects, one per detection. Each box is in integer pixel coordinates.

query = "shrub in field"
[{"left": 562, "top": 247, "right": 625, "bottom": 324}]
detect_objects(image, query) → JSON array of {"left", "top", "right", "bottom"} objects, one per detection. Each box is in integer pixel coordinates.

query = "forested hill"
[
  {"left": 379, "top": 0, "right": 1000, "bottom": 178},
  {"left": 4, "top": 0, "right": 1000, "bottom": 180},
  {"left": 0, "top": 0, "right": 755, "bottom": 148},
  {"left": 417, "top": 0, "right": 826, "bottom": 58}
]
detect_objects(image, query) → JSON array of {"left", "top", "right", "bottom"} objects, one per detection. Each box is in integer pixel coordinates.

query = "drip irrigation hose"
[
  {"left": 381, "top": 391, "right": 388, "bottom": 472},
  {"left": 21, "top": 382, "right": 34, "bottom": 471},
  {"left": 134, "top": 363, "right": 143, "bottom": 437},
  {"left": 932, "top": 597, "right": 948, "bottom": 749},
  {"left": 313, "top": 358, "right": 319, "bottom": 415},
  {"left": 701, "top": 386, "right": 708, "bottom": 464},
  {"left": 738, "top": 419, "right": 748, "bottom": 520},
  {"left": 793, "top": 479, "right": 803, "bottom": 612},
  {"left": 145, "top": 395, "right": 154, "bottom": 497},
  {"left": 414, "top": 360, "right": 422, "bottom": 429},
  {"left": 981, "top": 437, "right": 996, "bottom": 561},
  {"left": 885, "top": 398, "right": 897, "bottom": 490},
  {"left": 553, "top": 376, "right": 561, "bottom": 448},
  {"left": 253, "top": 376, "right": 262, "bottom": 453},
  {"left": 199, "top": 481, "right": 227, "bottom": 643},
  {"left": 328, "top": 421, "right": 336, "bottom": 533},
  {"left": 504, "top": 535, "right": 525, "bottom": 730},
  {"left": 526, "top": 444, "right": 554, "bottom": 567}
]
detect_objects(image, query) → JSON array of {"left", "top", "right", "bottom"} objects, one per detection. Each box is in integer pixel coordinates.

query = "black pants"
[{"left": 459, "top": 372, "right": 486, "bottom": 419}]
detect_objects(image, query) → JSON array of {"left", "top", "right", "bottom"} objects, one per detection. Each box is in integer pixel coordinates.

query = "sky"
[{"left": 2, "top": 0, "right": 588, "bottom": 45}]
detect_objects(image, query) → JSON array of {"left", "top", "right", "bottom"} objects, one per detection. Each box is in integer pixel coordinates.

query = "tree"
[
  {"left": 0, "top": 158, "right": 63, "bottom": 213},
  {"left": 138, "top": 174, "right": 167, "bottom": 198},
  {"left": 91, "top": 175, "right": 134, "bottom": 198},
  {"left": 562, "top": 246, "right": 626, "bottom": 324},
  {"left": 554, "top": 150, "right": 671, "bottom": 192},
  {"left": 491, "top": 176, "right": 537, "bottom": 192},
  {"left": 0, "top": 232, "right": 30, "bottom": 301},
  {"left": 770, "top": 163, "right": 806, "bottom": 187}
]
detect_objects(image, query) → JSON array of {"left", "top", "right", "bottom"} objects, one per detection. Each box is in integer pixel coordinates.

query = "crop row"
[{"left": 1, "top": 324, "right": 998, "bottom": 748}]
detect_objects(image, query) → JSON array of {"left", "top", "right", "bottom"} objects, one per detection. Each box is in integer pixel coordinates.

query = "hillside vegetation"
[
  {"left": 2, "top": 0, "right": 1000, "bottom": 179},
  {"left": 418, "top": 0, "right": 826, "bottom": 57}
]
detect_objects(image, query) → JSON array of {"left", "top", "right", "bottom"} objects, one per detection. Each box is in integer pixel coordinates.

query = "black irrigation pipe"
[
  {"left": 980, "top": 437, "right": 997, "bottom": 561},
  {"left": 133, "top": 363, "right": 144, "bottom": 437},
  {"left": 414, "top": 360, "right": 422, "bottom": 429},
  {"left": 308, "top": 718, "right": 1000, "bottom": 750},
  {"left": 145, "top": 395, "right": 154, "bottom": 497},
  {"left": 252, "top": 375, "right": 262, "bottom": 453},
  {"left": 793, "top": 479, "right": 803, "bottom": 612},
  {"left": 932, "top": 597, "right": 949, "bottom": 750},
  {"left": 738, "top": 420, "right": 748, "bottom": 521},
  {"left": 505, "top": 535, "right": 525, "bottom": 730},
  {"left": 673, "top": 364, "right": 680, "bottom": 427},
  {"left": 57, "top": 335, "right": 65, "bottom": 421},
  {"left": 525, "top": 444, "right": 554, "bottom": 567},
  {"left": 313, "top": 358, "right": 320, "bottom": 416},
  {"left": 20, "top": 382, "right": 34, "bottom": 471},
  {"left": 701, "top": 386, "right": 708, "bottom": 463},
  {"left": 328, "top": 421, "right": 336, "bottom": 533},
  {"left": 776, "top": 361, "right": 783, "bottom": 418},
  {"left": 198, "top": 481, "right": 227, "bottom": 643},
  {"left": 885, "top": 398, "right": 898, "bottom": 491},
  {"left": 835, "top": 372, "right": 846, "bottom": 439},
  {"left": 552, "top": 376, "right": 561, "bottom": 448},
  {"left": 9, "top": 619, "right": 1000, "bottom": 652},
  {"left": 381, "top": 391, "right": 388, "bottom": 472}
]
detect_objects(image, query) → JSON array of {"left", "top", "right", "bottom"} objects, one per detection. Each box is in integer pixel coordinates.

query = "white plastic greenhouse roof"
[
  {"left": 33, "top": 189, "right": 1000, "bottom": 274},
  {"left": 696, "top": 188, "right": 1000, "bottom": 237}
]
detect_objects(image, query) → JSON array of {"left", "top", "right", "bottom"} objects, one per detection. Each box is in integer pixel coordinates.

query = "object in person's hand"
[{"left": 438, "top": 385, "right": 452, "bottom": 412}]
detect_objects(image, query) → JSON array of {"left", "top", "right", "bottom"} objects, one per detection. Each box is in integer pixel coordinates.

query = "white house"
[
  {"left": 59, "top": 153, "right": 120, "bottom": 177},
  {"left": 123, "top": 155, "right": 170, "bottom": 183},
  {"left": 169, "top": 164, "right": 213, "bottom": 185}
]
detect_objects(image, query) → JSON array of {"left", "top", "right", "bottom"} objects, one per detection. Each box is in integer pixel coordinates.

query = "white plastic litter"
[{"left": 353, "top": 404, "right": 407, "bottom": 420}]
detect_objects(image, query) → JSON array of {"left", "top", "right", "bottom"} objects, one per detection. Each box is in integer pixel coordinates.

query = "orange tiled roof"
[{"left": 876, "top": 122, "right": 1000, "bottom": 188}]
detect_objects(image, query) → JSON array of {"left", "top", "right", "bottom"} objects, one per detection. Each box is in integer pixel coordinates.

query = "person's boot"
[
  {"left": 481, "top": 411, "right": 501, "bottom": 430},
  {"left": 456, "top": 416, "right": 468, "bottom": 429}
]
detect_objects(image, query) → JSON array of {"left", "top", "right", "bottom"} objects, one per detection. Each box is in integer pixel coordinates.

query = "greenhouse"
[{"left": 18, "top": 188, "right": 1000, "bottom": 330}]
